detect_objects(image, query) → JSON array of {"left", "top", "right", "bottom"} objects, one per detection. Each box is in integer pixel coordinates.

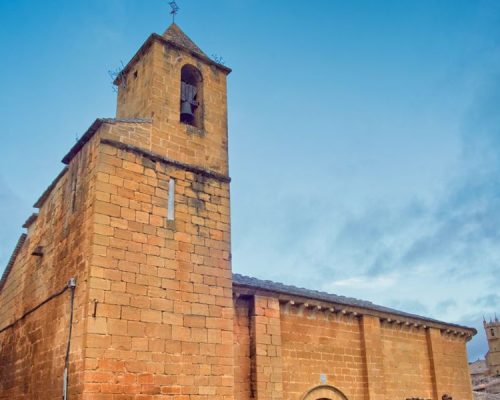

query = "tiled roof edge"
[
  {"left": 163, "top": 23, "right": 207, "bottom": 58},
  {"left": 22, "top": 213, "right": 38, "bottom": 229},
  {"left": 36, "top": 118, "right": 151, "bottom": 209},
  {"left": 113, "top": 33, "right": 231, "bottom": 86},
  {"left": 159, "top": 33, "right": 232, "bottom": 73},
  {"left": 33, "top": 167, "right": 68, "bottom": 209},
  {"left": 232, "top": 273, "right": 477, "bottom": 334},
  {"left": 0, "top": 233, "right": 27, "bottom": 292}
]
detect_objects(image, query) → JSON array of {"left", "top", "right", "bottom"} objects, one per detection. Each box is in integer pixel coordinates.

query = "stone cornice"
[
  {"left": 62, "top": 118, "right": 152, "bottom": 165},
  {"left": 114, "top": 33, "right": 231, "bottom": 87},
  {"left": 101, "top": 138, "right": 231, "bottom": 183},
  {"left": 233, "top": 282, "right": 476, "bottom": 339}
]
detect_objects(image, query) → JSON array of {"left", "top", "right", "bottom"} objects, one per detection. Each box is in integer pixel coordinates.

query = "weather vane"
[{"left": 169, "top": 1, "right": 180, "bottom": 23}]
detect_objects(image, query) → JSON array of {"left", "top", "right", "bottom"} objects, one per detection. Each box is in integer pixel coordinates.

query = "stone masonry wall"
[
  {"left": 441, "top": 335, "right": 475, "bottom": 399},
  {"left": 380, "top": 322, "right": 434, "bottom": 399},
  {"left": 427, "top": 328, "right": 474, "bottom": 400},
  {"left": 280, "top": 304, "right": 366, "bottom": 400},
  {"left": 360, "top": 315, "right": 386, "bottom": 400},
  {"left": 234, "top": 297, "right": 252, "bottom": 400},
  {"left": 81, "top": 129, "right": 233, "bottom": 399},
  {"left": 116, "top": 45, "right": 155, "bottom": 122},
  {"left": 0, "top": 135, "right": 99, "bottom": 400},
  {"left": 233, "top": 296, "right": 474, "bottom": 400},
  {"left": 251, "top": 295, "right": 283, "bottom": 400}
]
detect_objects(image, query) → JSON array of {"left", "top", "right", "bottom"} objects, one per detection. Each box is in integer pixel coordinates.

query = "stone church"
[{"left": 0, "top": 21, "right": 476, "bottom": 400}]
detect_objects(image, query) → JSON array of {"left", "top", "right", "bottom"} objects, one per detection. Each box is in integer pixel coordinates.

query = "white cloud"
[{"left": 325, "top": 274, "right": 398, "bottom": 290}]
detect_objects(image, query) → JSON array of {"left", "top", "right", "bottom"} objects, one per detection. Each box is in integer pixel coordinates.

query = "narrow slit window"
[
  {"left": 71, "top": 156, "right": 80, "bottom": 213},
  {"left": 167, "top": 178, "right": 175, "bottom": 221},
  {"left": 71, "top": 172, "right": 78, "bottom": 212}
]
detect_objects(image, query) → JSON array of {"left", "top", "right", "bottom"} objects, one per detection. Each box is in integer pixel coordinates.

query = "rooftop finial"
[{"left": 168, "top": 1, "right": 180, "bottom": 23}]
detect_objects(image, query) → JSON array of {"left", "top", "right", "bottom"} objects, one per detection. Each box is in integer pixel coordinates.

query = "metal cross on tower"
[{"left": 169, "top": 1, "right": 180, "bottom": 23}]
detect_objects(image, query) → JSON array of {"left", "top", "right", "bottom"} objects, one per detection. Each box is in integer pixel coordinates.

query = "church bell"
[
  {"left": 180, "top": 80, "right": 197, "bottom": 124},
  {"left": 180, "top": 101, "right": 194, "bottom": 122}
]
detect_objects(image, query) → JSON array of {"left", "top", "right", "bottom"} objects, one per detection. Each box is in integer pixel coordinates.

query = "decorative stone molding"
[{"left": 301, "top": 384, "right": 349, "bottom": 400}]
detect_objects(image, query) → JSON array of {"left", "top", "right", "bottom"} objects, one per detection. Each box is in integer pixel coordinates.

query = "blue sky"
[{"left": 1, "top": 0, "right": 500, "bottom": 361}]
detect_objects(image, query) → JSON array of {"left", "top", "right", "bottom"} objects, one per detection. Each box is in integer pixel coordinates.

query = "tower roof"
[
  {"left": 163, "top": 23, "right": 207, "bottom": 58},
  {"left": 114, "top": 23, "right": 230, "bottom": 86}
]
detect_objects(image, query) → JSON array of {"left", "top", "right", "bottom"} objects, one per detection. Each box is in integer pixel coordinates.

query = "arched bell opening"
[{"left": 180, "top": 64, "right": 203, "bottom": 128}]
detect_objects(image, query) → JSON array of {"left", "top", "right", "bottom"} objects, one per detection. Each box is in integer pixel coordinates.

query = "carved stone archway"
[{"left": 301, "top": 385, "right": 349, "bottom": 400}]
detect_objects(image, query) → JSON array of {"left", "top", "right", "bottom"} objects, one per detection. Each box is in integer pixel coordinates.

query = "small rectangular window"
[
  {"left": 71, "top": 156, "right": 80, "bottom": 213},
  {"left": 167, "top": 178, "right": 175, "bottom": 221},
  {"left": 71, "top": 172, "right": 78, "bottom": 212}
]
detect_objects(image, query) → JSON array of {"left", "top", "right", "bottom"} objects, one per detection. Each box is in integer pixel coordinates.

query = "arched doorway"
[{"left": 301, "top": 385, "right": 349, "bottom": 400}]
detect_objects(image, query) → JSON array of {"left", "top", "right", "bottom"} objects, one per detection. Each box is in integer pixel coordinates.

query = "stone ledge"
[
  {"left": 62, "top": 118, "right": 152, "bottom": 165},
  {"left": 101, "top": 138, "right": 231, "bottom": 183}
]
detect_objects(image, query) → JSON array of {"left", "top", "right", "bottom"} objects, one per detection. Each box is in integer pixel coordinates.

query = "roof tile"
[{"left": 163, "top": 23, "right": 207, "bottom": 57}]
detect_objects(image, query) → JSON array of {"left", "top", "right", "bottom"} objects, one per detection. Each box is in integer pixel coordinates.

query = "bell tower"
[
  {"left": 84, "top": 22, "right": 236, "bottom": 399},
  {"left": 485, "top": 316, "right": 500, "bottom": 376},
  {"left": 115, "top": 23, "right": 231, "bottom": 175}
]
